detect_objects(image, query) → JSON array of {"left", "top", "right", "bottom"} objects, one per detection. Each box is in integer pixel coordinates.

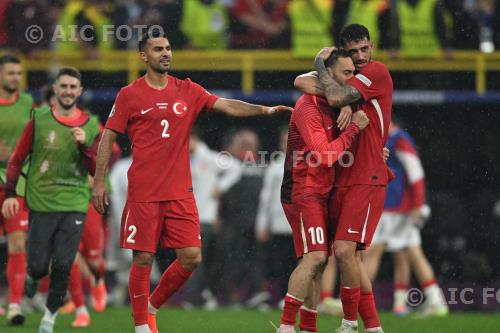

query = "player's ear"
[{"left": 140, "top": 51, "right": 147, "bottom": 63}]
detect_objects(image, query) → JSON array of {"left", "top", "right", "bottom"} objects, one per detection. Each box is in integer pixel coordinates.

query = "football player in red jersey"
[
  {"left": 277, "top": 50, "right": 369, "bottom": 333},
  {"left": 295, "top": 24, "right": 393, "bottom": 333},
  {"left": 92, "top": 28, "right": 292, "bottom": 333}
]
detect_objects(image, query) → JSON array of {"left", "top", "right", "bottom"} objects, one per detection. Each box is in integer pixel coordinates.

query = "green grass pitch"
[{"left": 4, "top": 307, "right": 500, "bottom": 333}]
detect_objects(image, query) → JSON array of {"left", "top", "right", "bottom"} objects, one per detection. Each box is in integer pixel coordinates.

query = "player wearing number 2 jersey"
[{"left": 92, "top": 28, "right": 292, "bottom": 333}]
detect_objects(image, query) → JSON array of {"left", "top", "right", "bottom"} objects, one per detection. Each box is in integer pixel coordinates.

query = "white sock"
[
  {"left": 393, "top": 289, "right": 408, "bottom": 308},
  {"left": 342, "top": 318, "right": 358, "bottom": 327},
  {"left": 76, "top": 305, "right": 88, "bottom": 316},
  {"left": 135, "top": 324, "right": 150, "bottom": 333},
  {"left": 148, "top": 301, "right": 158, "bottom": 314},
  {"left": 423, "top": 284, "right": 445, "bottom": 306},
  {"left": 42, "top": 307, "right": 57, "bottom": 324}
]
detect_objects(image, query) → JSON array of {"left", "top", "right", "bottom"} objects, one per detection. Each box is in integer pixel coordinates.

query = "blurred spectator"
[
  {"left": 219, "top": 129, "right": 264, "bottom": 305},
  {"left": 393, "top": 0, "right": 453, "bottom": 57},
  {"left": 228, "top": 0, "right": 290, "bottom": 49},
  {"left": 254, "top": 126, "right": 294, "bottom": 307},
  {"left": 183, "top": 129, "right": 241, "bottom": 308},
  {"left": 442, "top": 0, "right": 478, "bottom": 50},
  {"left": 57, "top": 0, "right": 113, "bottom": 58},
  {"left": 347, "top": 0, "right": 390, "bottom": 49},
  {"left": 3, "top": 0, "right": 52, "bottom": 54},
  {"left": 477, "top": 0, "right": 495, "bottom": 52},
  {"left": 0, "top": 1, "right": 8, "bottom": 48},
  {"left": 138, "top": 0, "right": 189, "bottom": 49},
  {"left": 112, "top": 0, "right": 142, "bottom": 49},
  {"left": 181, "top": 0, "right": 229, "bottom": 49},
  {"left": 289, "top": 0, "right": 332, "bottom": 57}
]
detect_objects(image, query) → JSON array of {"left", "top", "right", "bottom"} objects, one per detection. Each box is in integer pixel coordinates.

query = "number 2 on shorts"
[{"left": 127, "top": 225, "right": 137, "bottom": 243}]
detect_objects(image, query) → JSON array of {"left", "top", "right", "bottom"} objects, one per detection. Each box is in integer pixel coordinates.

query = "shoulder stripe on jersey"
[
  {"left": 355, "top": 74, "right": 372, "bottom": 87},
  {"left": 370, "top": 99, "right": 384, "bottom": 138}
]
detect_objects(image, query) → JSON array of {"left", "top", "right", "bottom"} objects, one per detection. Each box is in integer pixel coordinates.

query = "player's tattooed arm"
[
  {"left": 314, "top": 48, "right": 362, "bottom": 108},
  {"left": 92, "top": 129, "right": 118, "bottom": 214},
  {"left": 212, "top": 98, "right": 292, "bottom": 116},
  {"left": 294, "top": 71, "right": 325, "bottom": 96}
]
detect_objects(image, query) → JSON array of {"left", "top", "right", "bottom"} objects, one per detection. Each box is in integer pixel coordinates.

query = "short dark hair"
[
  {"left": 56, "top": 67, "right": 81, "bottom": 82},
  {"left": 0, "top": 55, "right": 20, "bottom": 67},
  {"left": 324, "top": 48, "right": 351, "bottom": 68},
  {"left": 339, "top": 24, "right": 370, "bottom": 47},
  {"left": 138, "top": 27, "right": 168, "bottom": 52}
]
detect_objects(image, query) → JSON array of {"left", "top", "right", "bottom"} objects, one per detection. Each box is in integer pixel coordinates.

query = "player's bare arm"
[
  {"left": 92, "top": 128, "right": 118, "bottom": 214},
  {"left": 314, "top": 47, "right": 362, "bottom": 108},
  {"left": 212, "top": 98, "right": 293, "bottom": 116},
  {"left": 293, "top": 71, "right": 324, "bottom": 95}
]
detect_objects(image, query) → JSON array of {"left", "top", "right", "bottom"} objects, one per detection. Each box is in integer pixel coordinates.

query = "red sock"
[
  {"left": 39, "top": 276, "right": 50, "bottom": 293},
  {"left": 68, "top": 263, "right": 85, "bottom": 307},
  {"left": 280, "top": 294, "right": 304, "bottom": 326},
  {"left": 149, "top": 260, "right": 191, "bottom": 309},
  {"left": 7, "top": 253, "right": 26, "bottom": 304},
  {"left": 129, "top": 264, "right": 152, "bottom": 326},
  {"left": 359, "top": 291, "right": 380, "bottom": 329},
  {"left": 340, "top": 287, "right": 360, "bottom": 321},
  {"left": 421, "top": 279, "right": 437, "bottom": 289},
  {"left": 299, "top": 306, "right": 318, "bottom": 332},
  {"left": 320, "top": 290, "right": 333, "bottom": 302}
]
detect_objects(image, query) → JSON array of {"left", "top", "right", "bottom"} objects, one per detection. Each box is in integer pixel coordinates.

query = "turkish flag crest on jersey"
[{"left": 172, "top": 100, "right": 189, "bottom": 117}]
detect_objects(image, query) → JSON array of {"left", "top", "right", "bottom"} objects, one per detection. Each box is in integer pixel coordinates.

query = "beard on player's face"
[
  {"left": 1, "top": 82, "right": 18, "bottom": 93},
  {"left": 56, "top": 95, "right": 77, "bottom": 110},
  {"left": 149, "top": 58, "right": 170, "bottom": 74}
]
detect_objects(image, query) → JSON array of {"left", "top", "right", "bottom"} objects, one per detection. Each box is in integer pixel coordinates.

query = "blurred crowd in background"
[{"left": 0, "top": 0, "right": 499, "bottom": 56}]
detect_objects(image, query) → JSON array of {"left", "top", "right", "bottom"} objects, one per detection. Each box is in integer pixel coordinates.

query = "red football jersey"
[
  {"left": 106, "top": 76, "right": 218, "bottom": 202},
  {"left": 335, "top": 60, "right": 393, "bottom": 187},
  {"left": 281, "top": 94, "right": 360, "bottom": 203}
]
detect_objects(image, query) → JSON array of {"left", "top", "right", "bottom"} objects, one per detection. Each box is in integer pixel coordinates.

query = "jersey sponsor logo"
[
  {"left": 156, "top": 102, "right": 168, "bottom": 110},
  {"left": 347, "top": 227, "right": 360, "bottom": 234},
  {"left": 355, "top": 74, "right": 372, "bottom": 87},
  {"left": 327, "top": 125, "right": 334, "bottom": 130},
  {"left": 141, "top": 107, "right": 154, "bottom": 115},
  {"left": 172, "top": 100, "right": 188, "bottom": 117}
]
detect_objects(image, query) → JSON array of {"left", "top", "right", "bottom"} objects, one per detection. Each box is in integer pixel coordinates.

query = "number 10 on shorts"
[{"left": 308, "top": 227, "right": 325, "bottom": 245}]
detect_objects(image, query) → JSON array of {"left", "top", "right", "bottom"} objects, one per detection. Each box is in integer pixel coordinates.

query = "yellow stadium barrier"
[{"left": 3, "top": 50, "right": 500, "bottom": 95}]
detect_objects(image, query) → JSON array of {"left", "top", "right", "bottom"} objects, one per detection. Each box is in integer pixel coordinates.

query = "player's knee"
[
  {"left": 7, "top": 231, "right": 26, "bottom": 253},
  {"left": 305, "top": 251, "right": 328, "bottom": 271},
  {"left": 333, "top": 244, "right": 356, "bottom": 265},
  {"left": 132, "top": 251, "right": 155, "bottom": 267},
  {"left": 179, "top": 252, "right": 202, "bottom": 272}
]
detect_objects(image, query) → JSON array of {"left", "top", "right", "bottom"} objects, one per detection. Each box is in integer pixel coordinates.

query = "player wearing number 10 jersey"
[{"left": 92, "top": 28, "right": 292, "bottom": 333}]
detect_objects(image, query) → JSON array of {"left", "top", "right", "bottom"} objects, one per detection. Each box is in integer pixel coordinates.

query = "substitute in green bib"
[
  {"left": 2, "top": 67, "right": 99, "bottom": 333},
  {"left": 0, "top": 55, "right": 33, "bottom": 326}
]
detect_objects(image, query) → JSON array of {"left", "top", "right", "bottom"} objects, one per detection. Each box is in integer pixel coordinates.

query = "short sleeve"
[
  {"left": 346, "top": 62, "right": 390, "bottom": 101},
  {"left": 188, "top": 80, "right": 219, "bottom": 114},
  {"left": 105, "top": 89, "right": 130, "bottom": 134}
]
